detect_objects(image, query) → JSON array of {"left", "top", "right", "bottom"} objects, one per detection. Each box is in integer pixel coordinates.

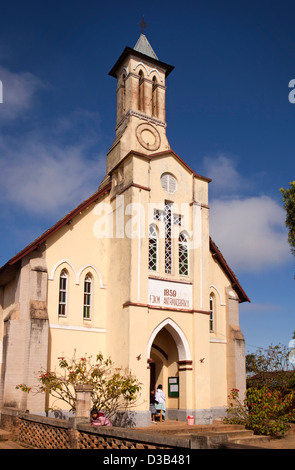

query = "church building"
[{"left": 0, "top": 33, "right": 250, "bottom": 426}]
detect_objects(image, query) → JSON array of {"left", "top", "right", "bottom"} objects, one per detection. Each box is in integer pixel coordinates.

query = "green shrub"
[
  {"left": 288, "top": 372, "right": 295, "bottom": 390},
  {"left": 225, "top": 387, "right": 295, "bottom": 437}
]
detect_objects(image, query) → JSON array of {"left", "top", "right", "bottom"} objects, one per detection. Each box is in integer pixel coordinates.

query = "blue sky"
[{"left": 0, "top": 0, "right": 294, "bottom": 354}]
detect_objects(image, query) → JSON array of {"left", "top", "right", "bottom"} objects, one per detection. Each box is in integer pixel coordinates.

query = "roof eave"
[
  {"left": 108, "top": 47, "right": 174, "bottom": 78},
  {"left": 0, "top": 181, "right": 111, "bottom": 270},
  {"left": 209, "top": 237, "right": 250, "bottom": 303}
]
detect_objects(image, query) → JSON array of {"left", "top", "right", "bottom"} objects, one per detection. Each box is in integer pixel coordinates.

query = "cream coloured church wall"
[
  {"left": 0, "top": 279, "right": 18, "bottom": 393},
  {"left": 148, "top": 155, "right": 195, "bottom": 206},
  {"left": 45, "top": 199, "right": 109, "bottom": 378},
  {"left": 209, "top": 259, "right": 228, "bottom": 342},
  {"left": 106, "top": 186, "right": 133, "bottom": 367},
  {"left": 121, "top": 153, "right": 214, "bottom": 413},
  {"left": 208, "top": 255, "right": 234, "bottom": 408},
  {"left": 0, "top": 279, "right": 17, "bottom": 359},
  {"left": 209, "top": 343, "right": 227, "bottom": 407},
  {"left": 111, "top": 153, "right": 204, "bottom": 304},
  {"left": 1, "top": 279, "right": 17, "bottom": 311},
  {"left": 193, "top": 175, "right": 209, "bottom": 206},
  {"left": 48, "top": 328, "right": 106, "bottom": 369}
]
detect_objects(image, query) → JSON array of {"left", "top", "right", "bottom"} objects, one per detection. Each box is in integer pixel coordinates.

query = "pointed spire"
[{"left": 134, "top": 33, "right": 158, "bottom": 60}]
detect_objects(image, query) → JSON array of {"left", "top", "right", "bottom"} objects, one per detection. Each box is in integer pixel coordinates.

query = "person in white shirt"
[{"left": 155, "top": 384, "right": 166, "bottom": 420}]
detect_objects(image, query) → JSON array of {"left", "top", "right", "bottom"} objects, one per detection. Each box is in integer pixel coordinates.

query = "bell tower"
[{"left": 107, "top": 33, "right": 174, "bottom": 172}]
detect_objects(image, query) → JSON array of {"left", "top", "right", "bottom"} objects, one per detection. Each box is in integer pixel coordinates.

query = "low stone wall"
[{"left": 0, "top": 408, "right": 190, "bottom": 450}]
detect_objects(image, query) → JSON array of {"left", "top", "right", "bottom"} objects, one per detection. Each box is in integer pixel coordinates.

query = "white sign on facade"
[{"left": 148, "top": 278, "right": 192, "bottom": 310}]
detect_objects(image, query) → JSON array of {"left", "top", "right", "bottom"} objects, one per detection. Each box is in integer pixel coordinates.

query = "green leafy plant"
[
  {"left": 16, "top": 352, "right": 141, "bottom": 418},
  {"left": 225, "top": 387, "right": 295, "bottom": 437},
  {"left": 280, "top": 181, "right": 295, "bottom": 259}
]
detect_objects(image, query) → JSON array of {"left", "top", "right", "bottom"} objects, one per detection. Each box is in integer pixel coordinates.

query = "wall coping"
[
  {"left": 77, "top": 423, "right": 190, "bottom": 448},
  {"left": 0, "top": 407, "right": 190, "bottom": 449}
]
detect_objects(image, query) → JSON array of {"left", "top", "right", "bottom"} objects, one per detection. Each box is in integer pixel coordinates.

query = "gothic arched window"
[
  {"left": 83, "top": 274, "right": 92, "bottom": 319},
  {"left": 152, "top": 76, "right": 158, "bottom": 117},
  {"left": 179, "top": 232, "right": 189, "bottom": 276},
  {"left": 121, "top": 72, "right": 126, "bottom": 116},
  {"left": 149, "top": 225, "right": 158, "bottom": 271},
  {"left": 138, "top": 70, "right": 144, "bottom": 111},
  {"left": 58, "top": 270, "right": 68, "bottom": 316},
  {"left": 209, "top": 294, "right": 215, "bottom": 332}
]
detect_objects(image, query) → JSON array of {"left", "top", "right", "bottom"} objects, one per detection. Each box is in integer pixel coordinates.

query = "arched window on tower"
[
  {"left": 58, "top": 270, "right": 68, "bottom": 317},
  {"left": 179, "top": 232, "right": 189, "bottom": 276},
  {"left": 117, "top": 71, "right": 126, "bottom": 123},
  {"left": 121, "top": 72, "right": 126, "bottom": 116},
  {"left": 138, "top": 70, "right": 144, "bottom": 111},
  {"left": 152, "top": 76, "right": 158, "bottom": 117},
  {"left": 209, "top": 294, "right": 215, "bottom": 332},
  {"left": 149, "top": 225, "right": 158, "bottom": 271},
  {"left": 83, "top": 274, "right": 92, "bottom": 319}
]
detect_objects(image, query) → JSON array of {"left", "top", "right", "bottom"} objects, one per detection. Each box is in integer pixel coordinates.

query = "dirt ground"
[{"left": 251, "top": 432, "right": 295, "bottom": 449}]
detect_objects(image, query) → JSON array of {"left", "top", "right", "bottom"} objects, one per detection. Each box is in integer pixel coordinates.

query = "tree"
[
  {"left": 16, "top": 352, "right": 141, "bottom": 419},
  {"left": 246, "top": 344, "right": 293, "bottom": 374},
  {"left": 246, "top": 344, "right": 295, "bottom": 390},
  {"left": 280, "top": 181, "right": 295, "bottom": 258},
  {"left": 226, "top": 344, "right": 295, "bottom": 437}
]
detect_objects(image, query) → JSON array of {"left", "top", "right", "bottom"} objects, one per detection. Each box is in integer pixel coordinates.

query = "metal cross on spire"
[{"left": 138, "top": 16, "right": 148, "bottom": 34}]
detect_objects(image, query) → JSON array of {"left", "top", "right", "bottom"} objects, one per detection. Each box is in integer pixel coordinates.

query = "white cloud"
[
  {"left": 210, "top": 196, "right": 290, "bottom": 272},
  {"left": 0, "top": 137, "right": 106, "bottom": 215},
  {"left": 202, "top": 153, "right": 290, "bottom": 272},
  {"left": 202, "top": 153, "right": 267, "bottom": 197},
  {"left": 203, "top": 154, "right": 249, "bottom": 194},
  {"left": 0, "top": 66, "right": 106, "bottom": 217},
  {"left": 0, "top": 66, "right": 45, "bottom": 120}
]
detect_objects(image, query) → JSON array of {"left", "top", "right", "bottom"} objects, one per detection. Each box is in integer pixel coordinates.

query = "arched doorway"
[{"left": 147, "top": 319, "right": 192, "bottom": 419}]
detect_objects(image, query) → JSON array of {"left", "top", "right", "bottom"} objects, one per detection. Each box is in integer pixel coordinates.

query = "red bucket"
[{"left": 187, "top": 416, "right": 194, "bottom": 425}]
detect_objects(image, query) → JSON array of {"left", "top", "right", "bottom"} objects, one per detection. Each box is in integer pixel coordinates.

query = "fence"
[{"left": 0, "top": 407, "right": 190, "bottom": 449}]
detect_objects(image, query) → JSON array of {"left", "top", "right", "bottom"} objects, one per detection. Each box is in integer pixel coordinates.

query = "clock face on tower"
[{"left": 136, "top": 123, "right": 161, "bottom": 151}]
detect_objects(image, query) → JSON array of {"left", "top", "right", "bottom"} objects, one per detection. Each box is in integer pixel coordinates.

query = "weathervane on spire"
[{"left": 138, "top": 16, "right": 148, "bottom": 34}]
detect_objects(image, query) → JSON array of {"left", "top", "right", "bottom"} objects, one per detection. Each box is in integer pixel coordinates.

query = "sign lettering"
[{"left": 148, "top": 278, "right": 192, "bottom": 310}]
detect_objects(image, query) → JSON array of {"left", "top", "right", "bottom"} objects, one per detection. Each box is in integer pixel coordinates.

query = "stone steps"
[
  {"left": 149, "top": 423, "right": 246, "bottom": 434},
  {"left": 230, "top": 434, "right": 270, "bottom": 446},
  {"left": 150, "top": 423, "right": 270, "bottom": 448},
  {"left": 188, "top": 428, "right": 270, "bottom": 449},
  {"left": 211, "top": 429, "right": 270, "bottom": 447}
]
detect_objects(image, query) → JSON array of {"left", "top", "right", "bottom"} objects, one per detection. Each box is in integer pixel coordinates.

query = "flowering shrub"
[
  {"left": 16, "top": 353, "right": 141, "bottom": 418},
  {"left": 225, "top": 387, "right": 295, "bottom": 437}
]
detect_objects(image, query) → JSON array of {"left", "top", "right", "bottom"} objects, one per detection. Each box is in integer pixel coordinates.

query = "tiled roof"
[
  {"left": 134, "top": 34, "right": 158, "bottom": 60},
  {"left": 0, "top": 181, "right": 111, "bottom": 272},
  {"left": 210, "top": 238, "right": 250, "bottom": 303}
]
